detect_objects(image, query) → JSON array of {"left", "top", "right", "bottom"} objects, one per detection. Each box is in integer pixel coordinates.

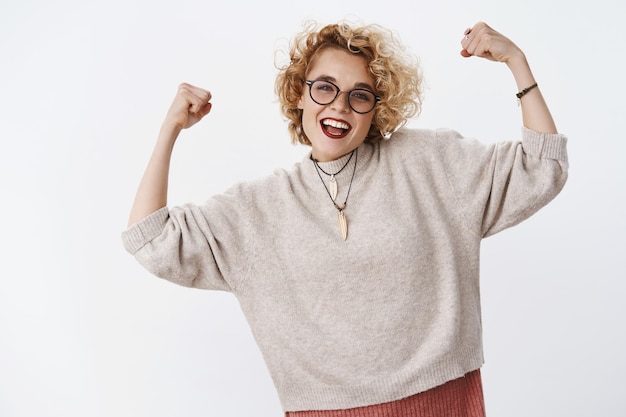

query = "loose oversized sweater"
[{"left": 122, "top": 127, "right": 568, "bottom": 412}]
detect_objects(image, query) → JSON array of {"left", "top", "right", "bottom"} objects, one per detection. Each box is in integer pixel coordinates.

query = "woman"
[{"left": 122, "top": 21, "right": 568, "bottom": 416}]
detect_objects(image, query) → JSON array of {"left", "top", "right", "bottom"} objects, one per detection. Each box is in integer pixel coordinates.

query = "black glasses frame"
[{"left": 305, "top": 79, "right": 380, "bottom": 114}]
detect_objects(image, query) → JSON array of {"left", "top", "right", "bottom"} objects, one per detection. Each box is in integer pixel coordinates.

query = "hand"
[
  {"left": 163, "top": 83, "right": 212, "bottom": 131},
  {"left": 460, "top": 22, "right": 524, "bottom": 64}
]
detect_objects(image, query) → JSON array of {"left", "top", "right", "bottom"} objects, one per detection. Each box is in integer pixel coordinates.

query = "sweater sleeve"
[
  {"left": 436, "top": 127, "right": 569, "bottom": 238},
  {"left": 121, "top": 186, "right": 256, "bottom": 292}
]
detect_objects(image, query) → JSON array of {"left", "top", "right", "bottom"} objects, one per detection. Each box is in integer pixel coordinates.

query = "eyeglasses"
[{"left": 305, "top": 79, "right": 380, "bottom": 114}]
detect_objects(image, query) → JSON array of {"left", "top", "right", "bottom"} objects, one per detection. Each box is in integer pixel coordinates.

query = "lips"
[{"left": 320, "top": 118, "right": 351, "bottom": 139}]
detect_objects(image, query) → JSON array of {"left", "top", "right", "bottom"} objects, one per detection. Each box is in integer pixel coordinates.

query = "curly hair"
[{"left": 275, "top": 20, "right": 423, "bottom": 145}]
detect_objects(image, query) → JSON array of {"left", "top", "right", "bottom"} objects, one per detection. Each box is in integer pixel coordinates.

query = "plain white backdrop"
[{"left": 1, "top": 0, "right": 624, "bottom": 416}]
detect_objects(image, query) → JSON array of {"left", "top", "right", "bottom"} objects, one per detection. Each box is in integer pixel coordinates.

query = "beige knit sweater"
[{"left": 122, "top": 127, "right": 568, "bottom": 411}]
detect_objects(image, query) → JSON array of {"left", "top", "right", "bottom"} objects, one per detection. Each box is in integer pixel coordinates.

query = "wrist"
[
  {"left": 158, "top": 122, "right": 183, "bottom": 146},
  {"left": 506, "top": 53, "right": 536, "bottom": 90}
]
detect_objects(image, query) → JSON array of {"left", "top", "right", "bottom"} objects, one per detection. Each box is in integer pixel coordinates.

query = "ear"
[{"left": 297, "top": 95, "right": 304, "bottom": 110}]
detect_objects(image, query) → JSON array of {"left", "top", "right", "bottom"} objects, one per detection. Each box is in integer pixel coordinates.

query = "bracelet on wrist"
[{"left": 516, "top": 82, "right": 538, "bottom": 100}]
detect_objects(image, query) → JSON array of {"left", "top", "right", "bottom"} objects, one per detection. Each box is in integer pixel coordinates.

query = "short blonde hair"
[{"left": 275, "top": 21, "right": 423, "bottom": 145}]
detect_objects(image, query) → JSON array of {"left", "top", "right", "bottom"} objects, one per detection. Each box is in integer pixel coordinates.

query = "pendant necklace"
[
  {"left": 311, "top": 149, "right": 355, "bottom": 200},
  {"left": 312, "top": 148, "right": 358, "bottom": 240}
]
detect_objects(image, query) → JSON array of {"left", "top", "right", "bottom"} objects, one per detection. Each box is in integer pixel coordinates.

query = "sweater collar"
[{"left": 305, "top": 141, "right": 375, "bottom": 178}]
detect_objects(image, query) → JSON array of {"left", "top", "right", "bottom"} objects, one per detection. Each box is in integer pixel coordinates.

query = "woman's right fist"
[{"left": 163, "top": 83, "right": 212, "bottom": 131}]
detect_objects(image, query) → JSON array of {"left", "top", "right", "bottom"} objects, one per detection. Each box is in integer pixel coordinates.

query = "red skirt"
[{"left": 285, "top": 369, "right": 485, "bottom": 417}]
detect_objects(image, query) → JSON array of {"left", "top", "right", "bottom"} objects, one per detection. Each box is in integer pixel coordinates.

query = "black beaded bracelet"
[{"left": 516, "top": 82, "right": 538, "bottom": 99}]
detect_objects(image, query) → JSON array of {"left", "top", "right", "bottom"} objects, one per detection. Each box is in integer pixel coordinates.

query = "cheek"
[
  {"left": 299, "top": 99, "right": 319, "bottom": 127},
  {"left": 358, "top": 114, "right": 375, "bottom": 131}
]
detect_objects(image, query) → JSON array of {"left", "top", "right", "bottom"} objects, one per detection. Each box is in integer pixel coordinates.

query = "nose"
[{"left": 330, "top": 91, "right": 351, "bottom": 113}]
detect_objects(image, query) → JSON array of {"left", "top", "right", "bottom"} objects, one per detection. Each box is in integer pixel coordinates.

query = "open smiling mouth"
[{"left": 321, "top": 118, "right": 351, "bottom": 139}]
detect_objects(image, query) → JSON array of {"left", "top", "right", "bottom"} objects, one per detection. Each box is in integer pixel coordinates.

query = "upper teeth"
[{"left": 323, "top": 119, "right": 349, "bottom": 130}]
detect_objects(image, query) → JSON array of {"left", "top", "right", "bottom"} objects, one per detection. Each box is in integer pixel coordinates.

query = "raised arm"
[
  {"left": 127, "top": 83, "right": 212, "bottom": 227},
  {"left": 460, "top": 22, "right": 558, "bottom": 134}
]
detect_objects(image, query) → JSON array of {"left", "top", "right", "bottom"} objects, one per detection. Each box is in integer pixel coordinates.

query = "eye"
[
  {"left": 315, "top": 81, "right": 336, "bottom": 93},
  {"left": 350, "top": 89, "right": 374, "bottom": 103}
]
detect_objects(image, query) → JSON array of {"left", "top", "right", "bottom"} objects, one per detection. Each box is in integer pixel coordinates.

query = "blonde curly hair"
[{"left": 275, "top": 20, "right": 423, "bottom": 145}]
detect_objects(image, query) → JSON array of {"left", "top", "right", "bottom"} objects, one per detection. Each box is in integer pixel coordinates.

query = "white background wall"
[{"left": 1, "top": 0, "right": 624, "bottom": 416}]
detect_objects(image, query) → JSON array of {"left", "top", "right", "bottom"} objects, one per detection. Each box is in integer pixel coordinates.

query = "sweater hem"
[{"left": 280, "top": 347, "right": 484, "bottom": 412}]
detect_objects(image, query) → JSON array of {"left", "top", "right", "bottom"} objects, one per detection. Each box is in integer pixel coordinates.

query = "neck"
[
  {"left": 311, "top": 149, "right": 355, "bottom": 176},
  {"left": 312, "top": 147, "right": 359, "bottom": 163}
]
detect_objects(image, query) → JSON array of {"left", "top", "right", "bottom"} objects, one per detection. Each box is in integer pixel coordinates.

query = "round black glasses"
[{"left": 305, "top": 79, "right": 380, "bottom": 114}]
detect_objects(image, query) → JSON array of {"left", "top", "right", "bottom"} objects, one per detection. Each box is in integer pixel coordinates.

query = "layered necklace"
[{"left": 312, "top": 149, "right": 358, "bottom": 240}]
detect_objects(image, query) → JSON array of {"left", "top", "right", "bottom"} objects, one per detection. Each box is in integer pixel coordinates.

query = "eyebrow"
[{"left": 315, "top": 75, "right": 376, "bottom": 92}]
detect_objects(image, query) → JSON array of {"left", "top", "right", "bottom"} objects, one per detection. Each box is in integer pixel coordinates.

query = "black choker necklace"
[{"left": 312, "top": 149, "right": 358, "bottom": 240}]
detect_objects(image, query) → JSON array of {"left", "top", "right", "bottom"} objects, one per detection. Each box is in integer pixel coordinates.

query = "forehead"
[{"left": 306, "top": 47, "right": 373, "bottom": 86}]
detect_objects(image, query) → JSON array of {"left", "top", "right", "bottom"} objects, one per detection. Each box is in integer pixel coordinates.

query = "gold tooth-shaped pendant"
[{"left": 338, "top": 211, "right": 348, "bottom": 240}]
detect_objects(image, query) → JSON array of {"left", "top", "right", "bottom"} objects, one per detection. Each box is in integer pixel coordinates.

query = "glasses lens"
[
  {"left": 349, "top": 89, "right": 376, "bottom": 113},
  {"left": 309, "top": 80, "right": 338, "bottom": 105}
]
